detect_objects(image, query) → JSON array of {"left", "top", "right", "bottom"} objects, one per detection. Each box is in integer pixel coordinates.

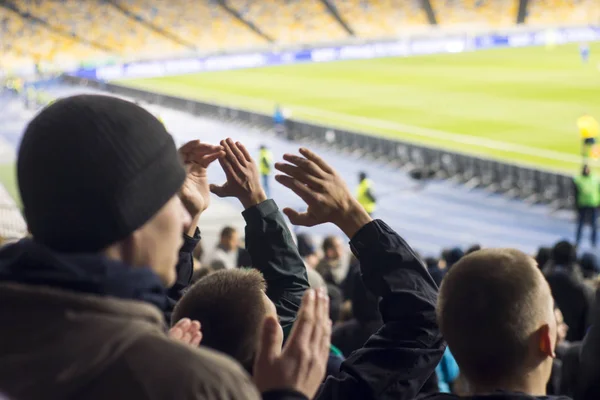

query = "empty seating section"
[
  {"left": 3, "top": 0, "right": 600, "bottom": 74},
  {"left": 331, "top": 0, "right": 428, "bottom": 38},
  {"left": 527, "top": 0, "right": 600, "bottom": 25},
  {"left": 228, "top": 0, "right": 348, "bottom": 45},
  {"left": 118, "top": 0, "right": 267, "bottom": 52},
  {"left": 431, "top": 0, "right": 518, "bottom": 27},
  {"left": 0, "top": 7, "right": 106, "bottom": 72},
  {"left": 16, "top": 0, "right": 187, "bottom": 60}
]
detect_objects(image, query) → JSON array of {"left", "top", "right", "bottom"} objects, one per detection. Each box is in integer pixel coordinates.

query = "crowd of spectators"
[
  {"left": 1, "top": 93, "right": 600, "bottom": 400},
  {"left": 430, "top": 0, "right": 519, "bottom": 27}
]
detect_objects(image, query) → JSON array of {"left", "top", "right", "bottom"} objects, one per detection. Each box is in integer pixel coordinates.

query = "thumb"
[
  {"left": 209, "top": 183, "right": 229, "bottom": 197},
  {"left": 283, "top": 208, "right": 317, "bottom": 227},
  {"left": 254, "top": 316, "right": 281, "bottom": 371}
]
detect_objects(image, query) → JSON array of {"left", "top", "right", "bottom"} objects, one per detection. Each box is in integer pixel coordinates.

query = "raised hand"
[
  {"left": 209, "top": 138, "right": 267, "bottom": 209},
  {"left": 168, "top": 318, "right": 203, "bottom": 347},
  {"left": 275, "top": 148, "right": 372, "bottom": 238},
  {"left": 178, "top": 140, "right": 224, "bottom": 224},
  {"left": 253, "top": 288, "right": 331, "bottom": 399}
]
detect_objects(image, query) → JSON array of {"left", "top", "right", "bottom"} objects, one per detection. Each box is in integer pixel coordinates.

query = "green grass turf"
[
  {"left": 0, "top": 163, "right": 20, "bottom": 207},
  {"left": 117, "top": 43, "right": 600, "bottom": 173}
]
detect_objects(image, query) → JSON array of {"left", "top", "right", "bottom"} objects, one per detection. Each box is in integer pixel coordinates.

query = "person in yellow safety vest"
[
  {"left": 356, "top": 172, "right": 376, "bottom": 216},
  {"left": 578, "top": 114, "right": 600, "bottom": 160},
  {"left": 259, "top": 145, "right": 273, "bottom": 198},
  {"left": 574, "top": 164, "right": 600, "bottom": 247}
]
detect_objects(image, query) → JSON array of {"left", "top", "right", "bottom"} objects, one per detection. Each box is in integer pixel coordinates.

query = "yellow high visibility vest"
[
  {"left": 356, "top": 179, "right": 376, "bottom": 214},
  {"left": 259, "top": 149, "right": 273, "bottom": 176}
]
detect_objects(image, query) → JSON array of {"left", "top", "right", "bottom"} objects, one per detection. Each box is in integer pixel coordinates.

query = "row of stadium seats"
[
  {"left": 228, "top": 0, "right": 347, "bottom": 45},
  {"left": 1, "top": 0, "right": 599, "bottom": 75},
  {"left": 331, "top": 0, "right": 429, "bottom": 38},
  {"left": 431, "top": 0, "right": 519, "bottom": 27},
  {"left": 0, "top": 6, "right": 108, "bottom": 73},
  {"left": 118, "top": 0, "right": 268, "bottom": 52},
  {"left": 527, "top": 0, "right": 600, "bottom": 26}
]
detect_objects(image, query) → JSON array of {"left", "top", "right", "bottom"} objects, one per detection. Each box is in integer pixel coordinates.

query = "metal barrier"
[{"left": 62, "top": 74, "right": 575, "bottom": 210}]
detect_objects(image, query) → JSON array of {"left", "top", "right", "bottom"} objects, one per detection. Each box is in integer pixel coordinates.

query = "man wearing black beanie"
[{"left": 0, "top": 95, "right": 327, "bottom": 400}]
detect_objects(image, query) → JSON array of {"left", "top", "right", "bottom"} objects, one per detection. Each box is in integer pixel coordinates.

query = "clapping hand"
[
  {"left": 253, "top": 288, "right": 331, "bottom": 399},
  {"left": 168, "top": 318, "right": 203, "bottom": 347},
  {"left": 178, "top": 140, "right": 224, "bottom": 234},
  {"left": 275, "top": 148, "right": 372, "bottom": 238},
  {"left": 210, "top": 138, "right": 267, "bottom": 209}
]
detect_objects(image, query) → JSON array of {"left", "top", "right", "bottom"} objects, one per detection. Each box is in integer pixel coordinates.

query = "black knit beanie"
[{"left": 17, "top": 94, "right": 186, "bottom": 253}]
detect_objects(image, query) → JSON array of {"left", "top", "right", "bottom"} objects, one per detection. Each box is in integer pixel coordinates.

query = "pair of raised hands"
[
  {"left": 178, "top": 138, "right": 371, "bottom": 238},
  {"left": 175, "top": 138, "right": 371, "bottom": 398}
]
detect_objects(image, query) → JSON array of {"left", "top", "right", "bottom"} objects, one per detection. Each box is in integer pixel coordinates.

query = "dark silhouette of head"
[
  {"left": 551, "top": 241, "right": 577, "bottom": 267},
  {"left": 359, "top": 172, "right": 367, "bottom": 182}
]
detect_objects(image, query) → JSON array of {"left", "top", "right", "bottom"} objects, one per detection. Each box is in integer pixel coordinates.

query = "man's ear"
[{"left": 537, "top": 324, "right": 556, "bottom": 359}]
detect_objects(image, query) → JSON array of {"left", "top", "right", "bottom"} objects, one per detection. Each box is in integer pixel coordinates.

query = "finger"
[
  {"left": 189, "top": 320, "right": 201, "bottom": 334},
  {"left": 181, "top": 332, "right": 192, "bottom": 345},
  {"left": 284, "top": 289, "right": 316, "bottom": 353},
  {"left": 283, "top": 208, "right": 318, "bottom": 227},
  {"left": 222, "top": 139, "right": 244, "bottom": 173},
  {"left": 168, "top": 327, "right": 183, "bottom": 340},
  {"left": 299, "top": 148, "right": 334, "bottom": 174},
  {"left": 226, "top": 138, "right": 247, "bottom": 166},
  {"left": 175, "top": 318, "right": 191, "bottom": 329},
  {"left": 254, "top": 315, "right": 283, "bottom": 371},
  {"left": 320, "top": 320, "right": 332, "bottom": 363},
  {"left": 310, "top": 288, "right": 327, "bottom": 345},
  {"left": 191, "top": 331, "right": 203, "bottom": 347},
  {"left": 210, "top": 183, "right": 231, "bottom": 198},
  {"left": 199, "top": 151, "right": 224, "bottom": 168},
  {"left": 179, "top": 140, "right": 222, "bottom": 155},
  {"left": 236, "top": 141, "right": 253, "bottom": 163},
  {"left": 281, "top": 154, "right": 326, "bottom": 179},
  {"left": 275, "top": 162, "right": 324, "bottom": 190},
  {"left": 217, "top": 154, "right": 238, "bottom": 179},
  {"left": 275, "top": 174, "right": 315, "bottom": 205},
  {"left": 178, "top": 140, "right": 201, "bottom": 155}
]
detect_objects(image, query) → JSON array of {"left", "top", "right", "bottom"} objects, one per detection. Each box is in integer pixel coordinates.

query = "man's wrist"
[
  {"left": 334, "top": 201, "right": 373, "bottom": 239},
  {"left": 240, "top": 191, "right": 268, "bottom": 209},
  {"left": 186, "top": 213, "right": 201, "bottom": 237}
]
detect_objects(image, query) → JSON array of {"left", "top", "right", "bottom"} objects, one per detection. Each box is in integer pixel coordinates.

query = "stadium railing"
[{"left": 62, "top": 74, "right": 575, "bottom": 210}]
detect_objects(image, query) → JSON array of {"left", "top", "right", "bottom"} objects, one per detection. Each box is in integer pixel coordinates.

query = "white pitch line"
[{"left": 129, "top": 83, "right": 587, "bottom": 169}]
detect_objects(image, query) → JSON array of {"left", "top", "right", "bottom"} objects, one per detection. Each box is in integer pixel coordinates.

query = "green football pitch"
[{"left": 118, "top": 43, "right": 600, "bottom": 173}]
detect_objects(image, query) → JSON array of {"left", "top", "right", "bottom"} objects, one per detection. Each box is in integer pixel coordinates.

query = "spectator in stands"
[
  {"left": 275, "top": 146, "right": 444, "bottom": 398},
  {"left": 543, "top": 240, "right": 584, "bottom": 281},
  {"left": 316, "top": 235, "right": 345, "bottom": 285},
  {"left": 0, "top": 95, "right": 329, "bottom": 400},
  {"left": 297, "top": 232, "right": 320, "bottom": 269},
  {"left": 544, "top": 241, "right": 593, "bottom": 342},
  {"left": 208, "top": 226, "right": 240, "bottom": 269},
  {"left": 466, "top": 244, "right": 482, "bottom": 255},
  {"left": 0, "top": 95, "right": 318, "bottom": 399},
  {"left": 442, "top": 247, "right": 464, "bottom": 270},
  {"left": 425, "top": 256, "right": 445, "bottom": 287},
  {"left": 580, "top": 252, "right": 600, "bottom": 280},
  {"left": 332, "top": 268, "right": 382, "bottom": 357},
  {"left": 173, "top": 268, "right": 278, "bottom": 372},
  {"left": 535, "top": 246, "right": 552, "bottom": 270},
  {"left": 434, "top": 248, "right": 560, "bottom": 400}
]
